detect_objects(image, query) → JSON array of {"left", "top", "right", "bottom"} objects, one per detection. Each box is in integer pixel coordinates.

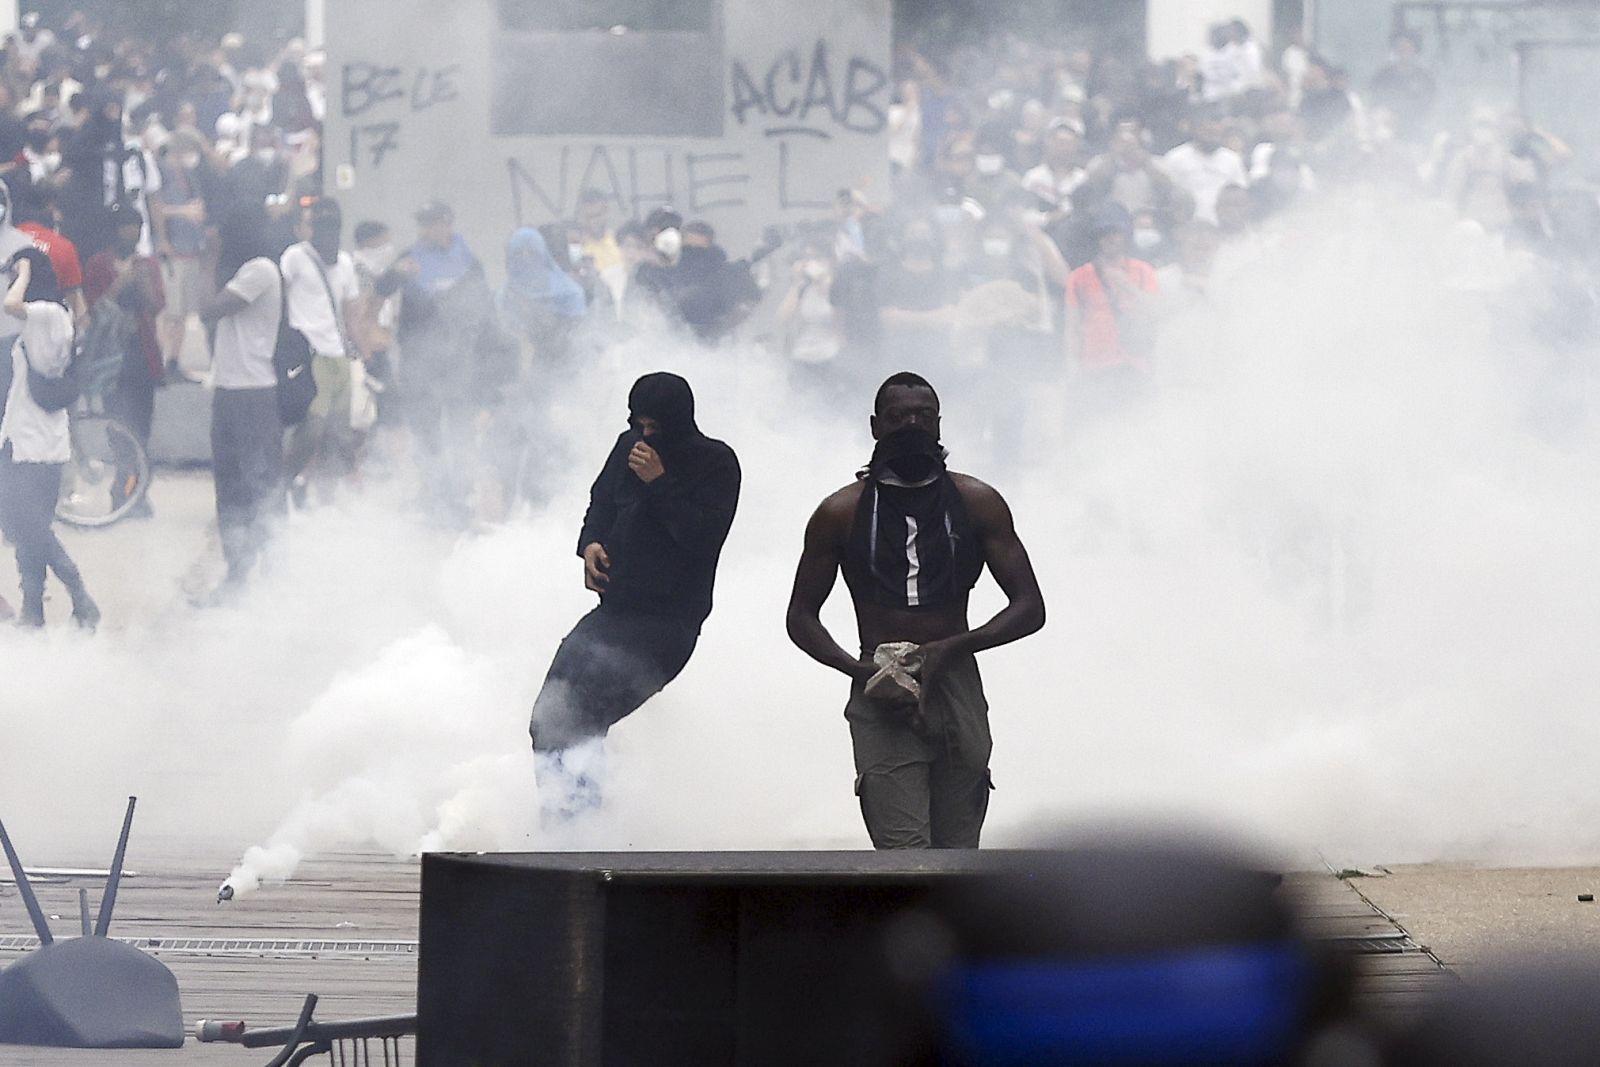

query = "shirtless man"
[{"left": 786, "top": 372, "right": 1045, "bottom": 849}]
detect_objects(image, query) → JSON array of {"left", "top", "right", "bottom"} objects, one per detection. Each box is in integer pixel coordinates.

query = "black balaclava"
[
  {"left": 215, "top": 202, "right": 275, "bottom": 290},
  {"left": 106, "top": 199, "right": 142, "bottom": 256},
  {"left": 309, "top": 198, "right": 342, "bottom": 264},
  {"left": 868, "top": 426, "right": 947, "bottom": 488},
  {"left": 10, "top": 246, "right": 64, "bottom": 306},
  {"left": 627, "top": 371, "right": 703, "bottom": 462}
]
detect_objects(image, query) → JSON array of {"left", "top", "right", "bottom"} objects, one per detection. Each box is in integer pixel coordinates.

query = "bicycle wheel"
[{"left": 55, "top": 415, "right": 151, "bottom": 528}]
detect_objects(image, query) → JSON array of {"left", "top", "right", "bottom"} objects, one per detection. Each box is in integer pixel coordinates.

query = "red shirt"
[
  {"left": 18, "top": 222, "right": 83, "bottom": 290},
  {"left": 1065, "top": 256, "right": 1159, "bottom": 369}
]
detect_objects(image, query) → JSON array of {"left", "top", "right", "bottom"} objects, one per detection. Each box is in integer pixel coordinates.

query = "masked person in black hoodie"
[
  {"left": 786, "top": 372, "right": 1045, "bottom": 849},
  {"left": 529, "top": 372, "right": 740, "bottom": 823}
]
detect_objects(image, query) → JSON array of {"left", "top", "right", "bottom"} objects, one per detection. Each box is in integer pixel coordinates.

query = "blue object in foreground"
[{"left": 938, "top": 941, "right": 1310, "bottom": 1066}]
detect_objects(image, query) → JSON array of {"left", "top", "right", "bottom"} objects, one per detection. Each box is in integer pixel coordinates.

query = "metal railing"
[{"left": 197, "top": 993, "right": 417, "bottom": 1067}]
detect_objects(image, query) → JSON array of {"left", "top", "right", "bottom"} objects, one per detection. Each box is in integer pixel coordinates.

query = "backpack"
[
  {"left": 272, "top": 264, "right": 315, "bottom": 426},
  {"left": 78, "top": 297, "right": 135, "bottom": 403}
]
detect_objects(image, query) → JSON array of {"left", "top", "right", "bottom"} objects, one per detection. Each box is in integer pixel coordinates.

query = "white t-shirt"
[
  {"left": 280, "top": 243, "right": 358, "bottom": 357},
  {"left": 0, "top": 301, "right": 74, "bottom": 463},
  {"left": 1022, "top": 163, "right": 1086, "bottom": 210},
  {"left": 1160, "top": 143, "right": 1249, "bottom": 224},
  {"left": 213, "top": 258, "right": 281, "bottom": 390}
]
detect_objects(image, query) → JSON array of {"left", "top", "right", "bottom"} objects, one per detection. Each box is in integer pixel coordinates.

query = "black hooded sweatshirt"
[{"left": 577, "top": 373, "right": 741, "bottom": 628}]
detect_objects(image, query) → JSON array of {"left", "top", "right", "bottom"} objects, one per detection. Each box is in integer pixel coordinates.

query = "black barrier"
[
  {"left": 415, "top": 846, "right": 1346, "bottom": 1067},
  {"left": 417, "top": 851, "right": 1001, "bottom": 1066}
]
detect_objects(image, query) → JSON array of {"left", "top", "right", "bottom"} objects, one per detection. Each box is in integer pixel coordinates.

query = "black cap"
[
  {"left": 643, "top": 207, "right": 682, "bottom": 233},
  {"left": 107, "top": 199, "right": 143, "bottom": 231}
]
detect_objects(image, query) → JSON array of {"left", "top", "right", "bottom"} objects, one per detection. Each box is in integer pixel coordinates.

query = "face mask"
[
  {"left": 803, "top": 259, "right": 828, "bottom": 281},
  {"left": 254, "top": 148, "right": 277, "bottom": 164},
  {"left": 1133, "top": 228, "right": 1162, "bottom": 250},
  {"left": 567, "top": 242, "right": 584, "bottom": 265},
  {"left": 179, "top": 152, "right": 201, "bottom": 170},
  {"left": 654, "top": 227, "right": 681, "bottom": 258},
  {"left": 42, "top": 151, "right": 60, "bottom": 171},
  {"left": 934, "top": 203, "right": 964, "bottom": 227},
  {"left": 982, "top": 237, "right": 1013, "bottom": 258},
  {"left": 987, "top": 89, "right": 1016, "bottom": 111},
  {"left": 974, "top": 153, "right": 1005, "bottom": 176},
  {"left": 870, "top": 425, "right": 946, "bottom": 487}
]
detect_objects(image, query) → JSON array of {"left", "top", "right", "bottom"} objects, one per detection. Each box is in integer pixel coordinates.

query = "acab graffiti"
[
  {"left": 336, "top": 36, "right": 888, "bottom": 233},
  {"left": 504, "top": 40, "right": 888, "bottom": 223},
  {"left": 729, "top": 39, "right": 889, "bottom": 136}
]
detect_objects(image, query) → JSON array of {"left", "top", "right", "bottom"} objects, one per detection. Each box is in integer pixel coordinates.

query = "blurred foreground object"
[
  {"left": 0, "top": 798, "right": 184, "bottom": 1048},
  {"left": 1383, "top": 959, "right": 1600, "bottom": 1066},
  {"left": 413, "top": 832, "right": 1366, "bottom": 1065},
  {"left": 895, "top": 833, "right": 1360, "bottom": 1066}
]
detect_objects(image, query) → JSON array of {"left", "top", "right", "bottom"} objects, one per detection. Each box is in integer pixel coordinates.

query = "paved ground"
[
  {"left": 1346, "top": 864, "right": 1600, "bottom": 980},
  {"left": 1, "top": 850, "right": 418, "bottom": 1065},
  {"left": 0, "top": 466, "right": 223, "bottom": 625}
]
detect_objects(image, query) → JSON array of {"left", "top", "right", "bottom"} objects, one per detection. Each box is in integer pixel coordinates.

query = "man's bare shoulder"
[
  {"left": 804, "top": 480, "right": 865, "bottom": 549},
  {"left": 948, "top": 470, "right": 1005, "bottom": 502},
  {"left": 948, "top": 471, "right": 1013, "bottom": 526},
  {"left": 817, "top": 479, "right": 867, "bottom": 517}
]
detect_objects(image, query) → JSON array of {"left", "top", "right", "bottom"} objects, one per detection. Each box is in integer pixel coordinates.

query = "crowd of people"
[{"left": 0, "top": 8, "right": 1590, "bottom": 627}]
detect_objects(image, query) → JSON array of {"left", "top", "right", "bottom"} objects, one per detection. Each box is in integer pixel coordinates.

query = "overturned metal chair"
[
  {"left": 197, "top": 993, "right": 416, "bottom": 1066},
  {"left": 0, "top": 798, "right": 185, "bottom": 1049}
]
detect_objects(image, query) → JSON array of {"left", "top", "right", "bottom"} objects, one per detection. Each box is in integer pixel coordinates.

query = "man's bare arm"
[
  {"left": 199, "top": 288, "right": 247, "bottom": 327},
  {"left": 786, "top": 487, "right": 873, "bottom": 682},
  {"left": 917, "top": 476, "right": 1045, "bottom": 685}
]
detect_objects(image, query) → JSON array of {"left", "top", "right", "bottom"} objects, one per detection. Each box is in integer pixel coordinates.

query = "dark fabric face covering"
[
  {"left": 627, "top": 372, "right": 704, "bottom": 462},
  {"left": 869, "top": 425, "right": 946, "bottom": 487}
]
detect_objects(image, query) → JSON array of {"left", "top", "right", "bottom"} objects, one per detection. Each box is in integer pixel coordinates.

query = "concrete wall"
[
  {"left": 1146, "top": 0, "right": 1272, "bottom": 59},
  {"left": 1311, "top": 0, "right": 1394, "bottom": 85},
  {"left": 323, "top": 0, "right": 891, "bottom": 274}
]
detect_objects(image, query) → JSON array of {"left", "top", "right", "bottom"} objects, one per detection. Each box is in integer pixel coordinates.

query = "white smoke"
[{"left": 4, "top": 188, "right": 1599, "bottom": 888}]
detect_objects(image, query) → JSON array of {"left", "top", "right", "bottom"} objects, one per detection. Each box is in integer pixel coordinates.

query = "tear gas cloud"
[{"left": 3, "top": 189, "right": 1599, "bottom": 889}]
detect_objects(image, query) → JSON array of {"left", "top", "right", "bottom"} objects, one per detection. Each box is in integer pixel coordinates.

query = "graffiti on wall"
[
  {"left": 503, "top": 40, "right": 888, "bottom": 224},
  {"left": 341, "top": 62, "right": 463, "bottom": 168},
  {"left": 338, "top": 38, "right": 888, "bottom": 230}
]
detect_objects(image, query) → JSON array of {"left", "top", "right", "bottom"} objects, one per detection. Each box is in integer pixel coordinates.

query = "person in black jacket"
[{"left": 529, "top": 372, "right": 740, "bottom": 823}]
